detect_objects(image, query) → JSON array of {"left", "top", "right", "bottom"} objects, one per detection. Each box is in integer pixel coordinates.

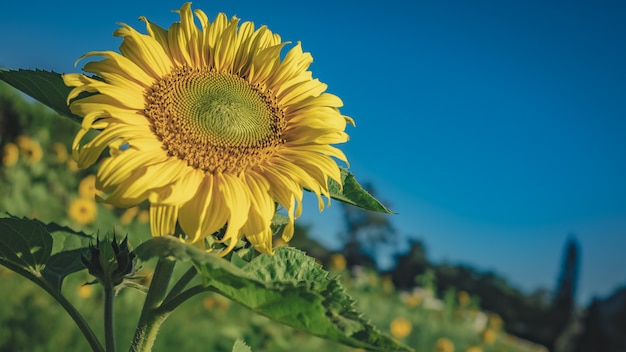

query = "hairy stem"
[
  {"left": 163, "top": 266, "right": 198, "bottom": 305},
  {"left": 129, "top": 258, "right": 176, "bottom": 352},
  {"left": 104, "top": 285, "right": 116, "bottom": 352}
]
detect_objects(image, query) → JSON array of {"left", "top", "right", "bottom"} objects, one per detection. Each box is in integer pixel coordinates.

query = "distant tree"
[
  {"left": 0, "top": 83, "right": 25, "bottom": 144},
  {"left": 389, "top": 239, "right": 429, "bottom": 289},
  {"left": 572, "top": 298, "right": 611, "bottom": 352},
  {"left": 339, "top": 183, "right": 396, "bottom": 268},
  {"left": 283, "top": 222, "right": 331, "bottom": 261},
  {"left": 547, "top": 235, "right": 581, "bottom": 350}
]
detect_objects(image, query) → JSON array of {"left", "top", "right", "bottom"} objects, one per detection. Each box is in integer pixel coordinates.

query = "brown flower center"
[{"left": 145, "top": 66, "right": 286, "bottom": 174}]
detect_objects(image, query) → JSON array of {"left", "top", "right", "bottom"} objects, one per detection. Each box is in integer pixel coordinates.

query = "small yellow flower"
[
  {"left": 329, "top": 253, "right": 347, "bottom": 271},
  {"left": 203, "top": 296, "right": 216, "bottom": 310},
  {"left": 67, "top": 159, "right": 80, "bottom": 172},
  {"left": 481, "top": 328, "right": 497, "bottom": 345},
  {"left": 77, "top": 284, "right": 94, "bottom": 298},
  {"left": 465, "top": 346, "right": 482, "bottom": 352},
  {"left": 457, "top": 291, "right": 470, "bottom": 306},
  {"left": 68, "top": 198, "right": 97, "bottom": 225},
  {"left": 2, "top": 143, "right": 19, "bottom": 166},
  {"left": 78, "top": 174, "right": 100, "bottom": 199},
  {"left": 135, "top": 269, "right": 153, "bottom": 287},
  {"left": 15, "top": 135, "right": 43, "bottom": 164},
  {"left": 120, "top": 206, "right": 140, "bottom": 225},
  {"left": 203, "top": 294, "right": 230, "bottom": 311},
  {"left": 51, "top": 142, "right": 69, "bottom": 163},
  {"left": 273, "top": 238, "right": 288, "bottom": 247},
  {"left": 404, "top": 293, "right": 422, "bottom": 308},
  {"left": 389, "top": 317, "right": 412, "bottom": 339},
  {"left": 382, "top": 275, "right": 394, "bottom": 292},
  {"left": 137, "top": 209, "right": 150, "bottom": 223},
  {"left": 487, "top": 313, "right": 503, "bottom": 330},
  {"left": 435, "top": 338, "right": 455, "bottom": 352}
]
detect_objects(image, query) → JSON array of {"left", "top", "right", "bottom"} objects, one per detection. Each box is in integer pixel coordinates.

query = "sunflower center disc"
[{"left": 146, "top": 66, "right": 285, "bottom": 173}]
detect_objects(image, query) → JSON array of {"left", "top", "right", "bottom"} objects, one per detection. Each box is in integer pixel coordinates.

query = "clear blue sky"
[{"left": 1, "top": 0, "right": 625, "bottom": 305}]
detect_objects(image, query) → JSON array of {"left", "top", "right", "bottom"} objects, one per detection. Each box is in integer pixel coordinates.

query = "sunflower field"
[{"left": 0, "top": 82, "right": 546, "bottom": 352}]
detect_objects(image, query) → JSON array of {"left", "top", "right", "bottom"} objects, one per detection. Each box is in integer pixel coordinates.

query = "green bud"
[{"left": 81, "top": 234, "right": 136, "bottom": 288}]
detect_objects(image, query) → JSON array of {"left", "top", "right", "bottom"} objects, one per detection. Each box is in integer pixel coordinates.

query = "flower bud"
[{"left": 81, "top": 235, "right": 136, "bottom": 288}]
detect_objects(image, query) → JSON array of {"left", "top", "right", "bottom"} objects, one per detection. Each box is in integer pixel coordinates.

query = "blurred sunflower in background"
[
  {"left": 15, "top": 135, "right": 42, "bottom": 164},
  {"left": 1, "top": 143, "right": 19, "bottom": 166},
  {"left": 68, "top": 197, "right": 97, "bottom": 225},
  {"left": 64, "top": 2, "right": 352, "bottom": 255}
]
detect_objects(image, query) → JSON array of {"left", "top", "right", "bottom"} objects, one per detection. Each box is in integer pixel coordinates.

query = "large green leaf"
[
  {"left": 135, "top": 236, "right": 412, "bottom": 352},
  {"left": 329, "top": 167, "right": 393, "bottom": 214},
  {"left": 0, "top": 69, "right": 81, "bottom": 123},
  {"left": 0, "top": 215, "right": 93, "bottom": 291},
  {"left": 43, "top": 223, "right": 95, "bottom": 290},
  {"left": 0, "top": 216, "right": 52, "bottom": 277}
]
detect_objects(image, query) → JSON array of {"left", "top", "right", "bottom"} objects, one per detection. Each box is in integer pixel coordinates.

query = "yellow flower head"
[
  {"left": 120, "top": 206, "right": 140, "bottom": 225},
  {"left": 329, "top": 253, "right": 347, "bottom": 271},
  {"left": 487, "top": 313, "right": 503, "bottom": 330},
  {"left": 78, "top": 174, "right": 100, "bottom": 199},
  {"left": 435, "top": 338, "right": 455, "bottom": 352},
  {"left": 404, "top": 293, "right": 422, "bottom": 308},
  {"left": 68, "top": 197, "right": 97, "bottom": 225},
  {"left": 64, "top": 3, "right": 352, "bottom": 255},
  {"left": 77, "top": 284, "right": 94, "bottom": 298},
  {"left": 67, "top": 159, "right": 80, "bottom": 173},
  {"left": 2, "top": 143, "right": 19, "bottom": 166},
  {"left": 481, "top": 328, "right": 497, "bottom": 345},
  {"left": 15, "top": 135, "right": 43, "bottom": 164},
  {"left": 202, "top": 294, "right": 230, "bottom": 310},
  {"left": 457, "top": 290, "right": 470, "bottom": 306},
  {"left": 51, "top": 142, "right": 69, "bottom": 163},
  {"left": 137, "top": 209, "right": 150, "bottom": 223},
  {"left": 389, "top": 317, "right": 412, "bottom": 339}
]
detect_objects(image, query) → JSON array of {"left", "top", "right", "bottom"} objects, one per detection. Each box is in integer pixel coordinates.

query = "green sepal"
[
  {"left": 135, "top": 236, "right": 412, "bottom": 352},
  {"left": 0, "top": 69, "right": 82, "bottom": 123},
  {"left": 328, "top": 167, "right": 393, "bottom": 214}
]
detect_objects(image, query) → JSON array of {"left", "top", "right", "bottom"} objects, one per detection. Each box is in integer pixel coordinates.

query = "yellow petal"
[{"left": 150, "top": 204, "right": 178, "bottom": 236}]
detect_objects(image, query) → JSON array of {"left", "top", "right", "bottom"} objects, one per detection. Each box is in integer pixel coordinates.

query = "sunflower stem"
[
  {"left": 130, "top": 258, "right": 176, "bottom": 352},
  {"left": 159, "top": 285, "right": 213, "bottom": 314},
  {"left": 104, "top": 285, "right": 116, "bottom": 352},
  {"left": 163, "top": 266, "right": 198, "bottom": 304},
  {"left": 50, "top": 283, "right": 105, "bottom": 352},
  {"left": 13, "top": 266, "right": 104, "bottom": 352}
]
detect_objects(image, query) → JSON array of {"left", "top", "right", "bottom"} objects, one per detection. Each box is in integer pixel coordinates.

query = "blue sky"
[{"left": 1, "top": 0, "right": 625, "bottom": 305}]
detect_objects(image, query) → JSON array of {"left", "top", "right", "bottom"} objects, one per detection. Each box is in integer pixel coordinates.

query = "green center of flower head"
[{"left": 146, "top": 66, "right": 286, "bottom": 173}]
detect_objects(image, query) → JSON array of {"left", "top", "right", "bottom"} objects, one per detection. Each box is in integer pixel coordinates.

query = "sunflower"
[
  {"left": 2, "top": 143, "right": 19, "bottom": 166},
  {"left": 68, "top": 197, "right": 98, "bottom": 225},
  {"left": 389, "top": 317, "right": 412, "bottom": 339},
  {"left": 51, "top": 142, "right": 69, "bottom": 163},
  {"left": 15, "top": 135, "right": 43, "bottom": 164},
  {"left": 64, "top": 3, "right": 352, "bottom": 255},
  {"left": 78, "top": 174, "right": 100, "bottom": 199}
]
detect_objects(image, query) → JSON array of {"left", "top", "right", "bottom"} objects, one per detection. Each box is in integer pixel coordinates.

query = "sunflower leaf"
[
  {"left": 0, "top": 69, "right": 82, "bottom": 123},
  {"left": 0, "top": 215, "right": 52, "bottom": 278},
  {"left": 44, "top": 222, "right": 94, "bottom": 290},
  {"left": 329, "top": 168, "right": 393, "bottom": 214},
  {"left": 0, "top": 215, "right": 93, "bottom": 292},
  {"left": 231, "top": 339, "right": 252, "bottom": 352},
  {"left": 136, "top": 236, "right": 413, "bottom": 352}
]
